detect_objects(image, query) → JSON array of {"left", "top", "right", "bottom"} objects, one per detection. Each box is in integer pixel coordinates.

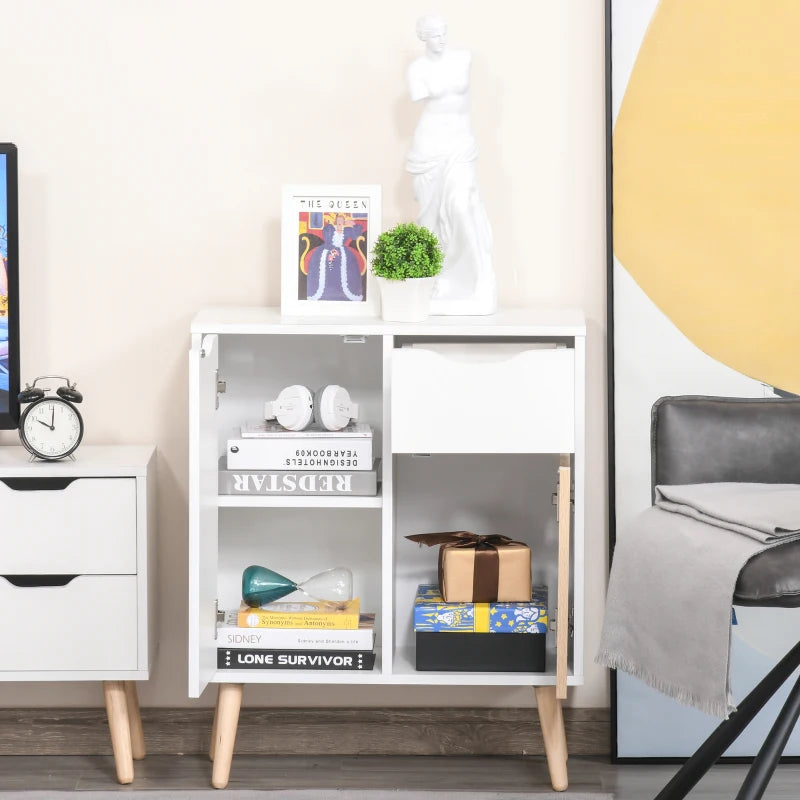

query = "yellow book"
[{"left": 234, "top": 598, "right": 361, "bottom": 630}]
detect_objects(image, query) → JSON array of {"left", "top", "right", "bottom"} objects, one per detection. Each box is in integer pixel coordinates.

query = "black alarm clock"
[{"left": 18, "top": 375, "right": 84, "bottom": 461}]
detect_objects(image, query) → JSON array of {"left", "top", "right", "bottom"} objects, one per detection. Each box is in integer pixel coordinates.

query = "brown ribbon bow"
[{"left": 405, "top": 531, "right": 519, "bottom": 602}]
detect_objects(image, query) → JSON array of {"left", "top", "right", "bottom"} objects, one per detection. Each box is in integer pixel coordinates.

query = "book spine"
[
  {"left": 219, "top": 466, "right": 377, "bottom": 495},
  {"left": 226, "top": 438, "right": 373, "bottom": 471},
  {"left": 218, "top": 648, "right": 376, "bottom": 670},
  {"left": 217, "top": 626, "right": 375, "bottom": 650},
  {"left": 235, "top": 609, "right": 360, "bottom": 630}
]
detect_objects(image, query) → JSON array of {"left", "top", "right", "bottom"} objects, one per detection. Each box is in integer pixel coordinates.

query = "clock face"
[{"left": 20, "top": 398, "right": 83, "bottom": 460}]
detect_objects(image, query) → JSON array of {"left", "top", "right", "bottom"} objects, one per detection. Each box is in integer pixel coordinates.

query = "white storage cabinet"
[
  {"left": 189, "top": 307, "right": 585, "bottom": 790},
  {"left": 0, "top": 445, "right": 157, "bottom": 784}
]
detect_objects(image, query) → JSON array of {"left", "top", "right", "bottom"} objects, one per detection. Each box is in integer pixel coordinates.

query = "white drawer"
[
  {"left": 0, "top": 477, "right": 137, "bottom": 574},
  {"left": 0, "top": 574, "right": 138, "bottom": 671},
  {"left": 391, "top": 344, "right": 575, "bottom": 453}
]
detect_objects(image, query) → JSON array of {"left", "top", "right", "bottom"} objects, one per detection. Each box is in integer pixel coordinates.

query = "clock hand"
[
  {"left": 51, "top": 407, "right": 55, "bottom": 428},
  {"left": 38, "top": 419, "right": 54, "bottom": 431}
]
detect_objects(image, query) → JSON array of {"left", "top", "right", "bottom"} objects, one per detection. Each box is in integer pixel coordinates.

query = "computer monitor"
[{"left": 0, "top": 142, "right": 20, "bottom": 428}]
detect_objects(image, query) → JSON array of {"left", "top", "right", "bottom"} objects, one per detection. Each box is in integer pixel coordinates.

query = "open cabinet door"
[{"left": 189, "top": 333, "right": 219, "bottom": 697}]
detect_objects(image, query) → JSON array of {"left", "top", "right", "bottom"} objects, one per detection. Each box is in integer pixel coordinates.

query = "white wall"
[{"left": 0, "top": 0, "right": 607, "bottom": 708}]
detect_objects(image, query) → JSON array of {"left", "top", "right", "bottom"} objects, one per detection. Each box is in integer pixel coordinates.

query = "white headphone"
[{"left": 264, "top": 384, "right": 359, "bottom": 432}]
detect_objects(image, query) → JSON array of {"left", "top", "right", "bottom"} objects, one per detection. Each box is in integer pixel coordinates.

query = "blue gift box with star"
[{"left": 413, "top": 584, "right": 548, "bottom": 633}]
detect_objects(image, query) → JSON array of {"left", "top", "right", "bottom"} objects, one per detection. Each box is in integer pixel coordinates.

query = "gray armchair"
[{"left": 650, "top": 395, "right": 800, "bottom": 800}]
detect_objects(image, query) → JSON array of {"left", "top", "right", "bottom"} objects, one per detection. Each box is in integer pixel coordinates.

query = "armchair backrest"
[{"left": 651, "top": 395, "right": 800, "bottom": 499}]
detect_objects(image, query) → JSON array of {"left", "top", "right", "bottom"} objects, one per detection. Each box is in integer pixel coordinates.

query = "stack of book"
[
  {"left": 221, "top": 421, "right": 379, "bottom": 496},
  {"left": 413, "top": 584, "right": 549, "bottom": 672},
  {"left": 217, "top": 598, "right": 376, "bottom": 671}
]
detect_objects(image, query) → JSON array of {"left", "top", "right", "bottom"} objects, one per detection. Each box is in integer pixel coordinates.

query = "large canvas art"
[{"left": 607, "top": 0, "right": 800, "bottom": 758}]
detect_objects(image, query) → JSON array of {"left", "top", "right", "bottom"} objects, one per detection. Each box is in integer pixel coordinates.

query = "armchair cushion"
[{"left": 652, "top": 395, "right": 800, "bottom": 608}]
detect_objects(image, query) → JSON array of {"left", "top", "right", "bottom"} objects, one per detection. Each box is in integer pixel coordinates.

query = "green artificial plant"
[{"left": 371, "top": 222, "right": 444, "bottom": 281}]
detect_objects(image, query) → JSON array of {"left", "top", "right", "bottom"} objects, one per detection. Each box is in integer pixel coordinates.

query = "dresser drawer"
[
  {"left": 391, "top": 344, "right": 575, "bottom": 453},
  {"left": 0, "top": 574, "right": 138, "bottom": 671},
  {"left": 0, "top": 477, "right": 137, "bottom": 574}
]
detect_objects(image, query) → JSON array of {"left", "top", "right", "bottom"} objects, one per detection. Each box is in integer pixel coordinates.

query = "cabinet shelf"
[
  {"left": 205, "top": 648, "right": 578, "bottom": 687},
  {"left": 217, "top": 492, "right": 383, "bottom": 509},
  {"left": 389, "top": 646, "right": 578, "bottom": 687}
]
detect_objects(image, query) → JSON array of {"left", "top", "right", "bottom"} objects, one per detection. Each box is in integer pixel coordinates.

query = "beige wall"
[{"left": 0, "top": 0, "right": 607, "bottom": 708}]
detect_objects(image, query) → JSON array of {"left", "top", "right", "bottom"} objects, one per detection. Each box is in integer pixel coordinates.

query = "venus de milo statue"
[{"left": 406, "top": 14, "right": 497, "bottom": 315}]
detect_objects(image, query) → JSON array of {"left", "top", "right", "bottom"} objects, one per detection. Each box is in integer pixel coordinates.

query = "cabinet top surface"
[
  {"left": 190, "top": 306, "right": 586, "bottom": 336},
  {"left": 0, "top": 445, "right": 156, "bottom": 477}
]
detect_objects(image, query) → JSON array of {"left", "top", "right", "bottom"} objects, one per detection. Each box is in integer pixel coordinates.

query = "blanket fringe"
[{"left": 595, "top": 648, "right": 734, "bottom": 719}]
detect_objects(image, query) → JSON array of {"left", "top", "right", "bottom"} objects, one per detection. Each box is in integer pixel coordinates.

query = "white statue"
[{"left": 406, "top": 14, "right": 497, "bottom": 316}]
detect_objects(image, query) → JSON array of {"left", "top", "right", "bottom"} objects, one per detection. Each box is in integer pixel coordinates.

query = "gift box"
[
  {"left": 406, "top": 531, "right": 532, "bottom": 602},
  {"left": 413, "top": 584, "right": 548, "bottom": 633},
  {"left": 415, "top": 631, "right": 546, "bottom": 672},
  {"left": 413, "top": 584, "right": 548, "bottom": 672}
]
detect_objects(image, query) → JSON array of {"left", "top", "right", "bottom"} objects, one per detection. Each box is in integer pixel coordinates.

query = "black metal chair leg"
[
  {"left": 734, "top": 671, "right": 800, "bottom": 800},
  {"left": 654, "top": 638, "right": 800, "bottom": 800}
]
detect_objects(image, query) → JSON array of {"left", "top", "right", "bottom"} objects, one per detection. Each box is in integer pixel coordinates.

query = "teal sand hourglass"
[{"left": 242, "top": 565, "right": 353, "bottom": 608}]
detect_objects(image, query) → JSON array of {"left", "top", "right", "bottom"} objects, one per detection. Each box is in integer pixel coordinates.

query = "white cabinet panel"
[
  {"left": 0, "top": 575, "right": 137, "bottom": 671},
  {"left": 391, "top": 344, "right": 575, "bottom": 453},
  {"left": 0, "top": 478, "right": 137, "bottom": 574},
  {"left": 188, "top": 334, "right": 220, "bottom": 698}
]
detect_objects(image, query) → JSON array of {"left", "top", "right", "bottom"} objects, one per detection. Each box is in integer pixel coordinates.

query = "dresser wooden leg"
[
  {"left": 535, "top": 685, "right": 568, "bottom": 791},
  {"left": 211, "top": 683, "right": 243, "bottom": 789},
  {"left": 103, "top": 680, "right": 134, "bottom": 785},
  {"left": 124, "top": 681, "right": 146, "bottom": 760},
  {"left": 209, "top": 686, "right": 221, "bottom": 761}
]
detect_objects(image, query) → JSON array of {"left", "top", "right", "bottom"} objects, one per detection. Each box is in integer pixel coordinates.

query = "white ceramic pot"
[{"left": 376, "top": 276, "right": 437, "bottom": 323}]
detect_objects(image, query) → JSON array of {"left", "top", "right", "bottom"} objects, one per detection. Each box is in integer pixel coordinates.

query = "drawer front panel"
[
  {"left": 0, "top": 575, "right": 138, "bottom": 671},
  {"left": 391, "top": 345, "right": 575, "bottom": 453},
  {"left": 0, "top": 478, "right": 136, "bottom": 574}
]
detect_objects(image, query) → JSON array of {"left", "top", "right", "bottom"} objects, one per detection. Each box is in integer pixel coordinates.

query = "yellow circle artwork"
[{"left": 614, "top": 0, "right": 800, "bottom": 394}]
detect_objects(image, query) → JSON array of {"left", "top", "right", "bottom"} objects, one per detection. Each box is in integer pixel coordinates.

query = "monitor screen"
[{"left": 0, "top": 143, "right": 20, "bottom": 428}]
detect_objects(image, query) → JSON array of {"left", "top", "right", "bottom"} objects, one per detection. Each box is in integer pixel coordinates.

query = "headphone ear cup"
[
  {"left": 315, "top": 385, "right": 358, "bottom": 431},
  {"left": 18, "top": 387, "right": 44, "bottom": 403},
  {"left": 269, "top": 385, "right": 314, "bottom": 431},
  {"left": 57, "top": 386, "right": 83, "bottom": 403}
]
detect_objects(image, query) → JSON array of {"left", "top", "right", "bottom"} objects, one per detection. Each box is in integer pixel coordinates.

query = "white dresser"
[{"left": 0, "top": 445, "right": 157, "bottom": 784}]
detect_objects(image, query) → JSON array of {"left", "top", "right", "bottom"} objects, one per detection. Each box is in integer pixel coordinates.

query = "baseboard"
[{"left": 0, "top": 706, "right": 609, "bottom": 757}]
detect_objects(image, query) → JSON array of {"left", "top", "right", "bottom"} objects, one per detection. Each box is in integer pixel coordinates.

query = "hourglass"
[{"left": 242, "top": 565, "right": 354, "bottom": 608}]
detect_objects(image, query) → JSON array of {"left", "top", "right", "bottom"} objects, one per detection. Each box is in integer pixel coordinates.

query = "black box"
[{"left": 415, "top": 631, "right": 546, "bottom": 672}]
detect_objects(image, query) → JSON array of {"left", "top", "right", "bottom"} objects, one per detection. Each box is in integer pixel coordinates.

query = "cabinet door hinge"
[
  {"left": 551, "top": 488, "right": 575, "bottom": 520},
  {"left": 215, "top": 370, "right": 226, "bottom": 410},
  {"left": 549, "top": 607, "right": 575, "bottom": 638}
]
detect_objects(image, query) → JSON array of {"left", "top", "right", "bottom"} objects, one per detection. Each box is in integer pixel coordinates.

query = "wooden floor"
[{"left": 0, "top": 755, "right": 799, "bottom": 798}]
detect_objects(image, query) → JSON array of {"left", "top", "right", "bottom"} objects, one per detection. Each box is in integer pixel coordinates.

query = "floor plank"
[{"left": 0, "top": 754, "right": 798, "bottom": 798}]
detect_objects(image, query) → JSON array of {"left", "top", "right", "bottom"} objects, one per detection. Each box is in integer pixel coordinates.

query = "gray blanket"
[{"left": 596, "top": 483, "right": 800, "bottom": 718}]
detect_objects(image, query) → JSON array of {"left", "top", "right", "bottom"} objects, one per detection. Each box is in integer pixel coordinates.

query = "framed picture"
[
  {"left": 281, "top": 184, "right": 381, "bottom": 317},
  {"left": 607, "top": 0, "right": 800, "bottom": 760}
]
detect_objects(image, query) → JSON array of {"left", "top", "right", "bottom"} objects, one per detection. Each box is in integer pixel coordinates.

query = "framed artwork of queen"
[{"left": 281, "top": 184, "right": 381, "bottom": 317}]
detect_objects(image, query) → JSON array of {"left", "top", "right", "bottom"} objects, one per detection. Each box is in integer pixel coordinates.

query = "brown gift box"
[{"left": 406, "top": 531, "right": 532, "bottom": 603}]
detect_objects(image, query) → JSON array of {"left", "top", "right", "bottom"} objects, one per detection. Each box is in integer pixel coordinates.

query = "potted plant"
[{"left": 371, "top": 222, "right": 444, "bottom": 322}]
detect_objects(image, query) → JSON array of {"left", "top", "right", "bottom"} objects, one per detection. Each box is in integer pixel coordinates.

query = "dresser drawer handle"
[
  {"left": 0, "top": 478, "right": 78, "bottom": 491},
  {"left": 2, "top": 575, "right": 79, "bottom": 587}
]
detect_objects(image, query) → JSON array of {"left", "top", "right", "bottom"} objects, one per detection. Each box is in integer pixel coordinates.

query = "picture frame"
[
  {"left": 606, "top": 0, "right": 800, "bottom": 761},
  {"left": 281, "top": 184, "right": 381, "bottom": 317}
]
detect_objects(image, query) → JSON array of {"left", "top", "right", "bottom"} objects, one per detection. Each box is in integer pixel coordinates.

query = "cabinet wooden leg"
[
  {"left": 535, "top": 685, "right": 568, "bottom": 792},
  {"left": 211, "top": 683, "right": 243, "bottom": 789},
  {"left": 103, "top": 680, "right": 134, "bottom": 785},
  {"left": 123, "top": 681, "right": 146, "bottom": 760},
  {"left": 209, "top": 686, "right": 221, "bottom": 761}
]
